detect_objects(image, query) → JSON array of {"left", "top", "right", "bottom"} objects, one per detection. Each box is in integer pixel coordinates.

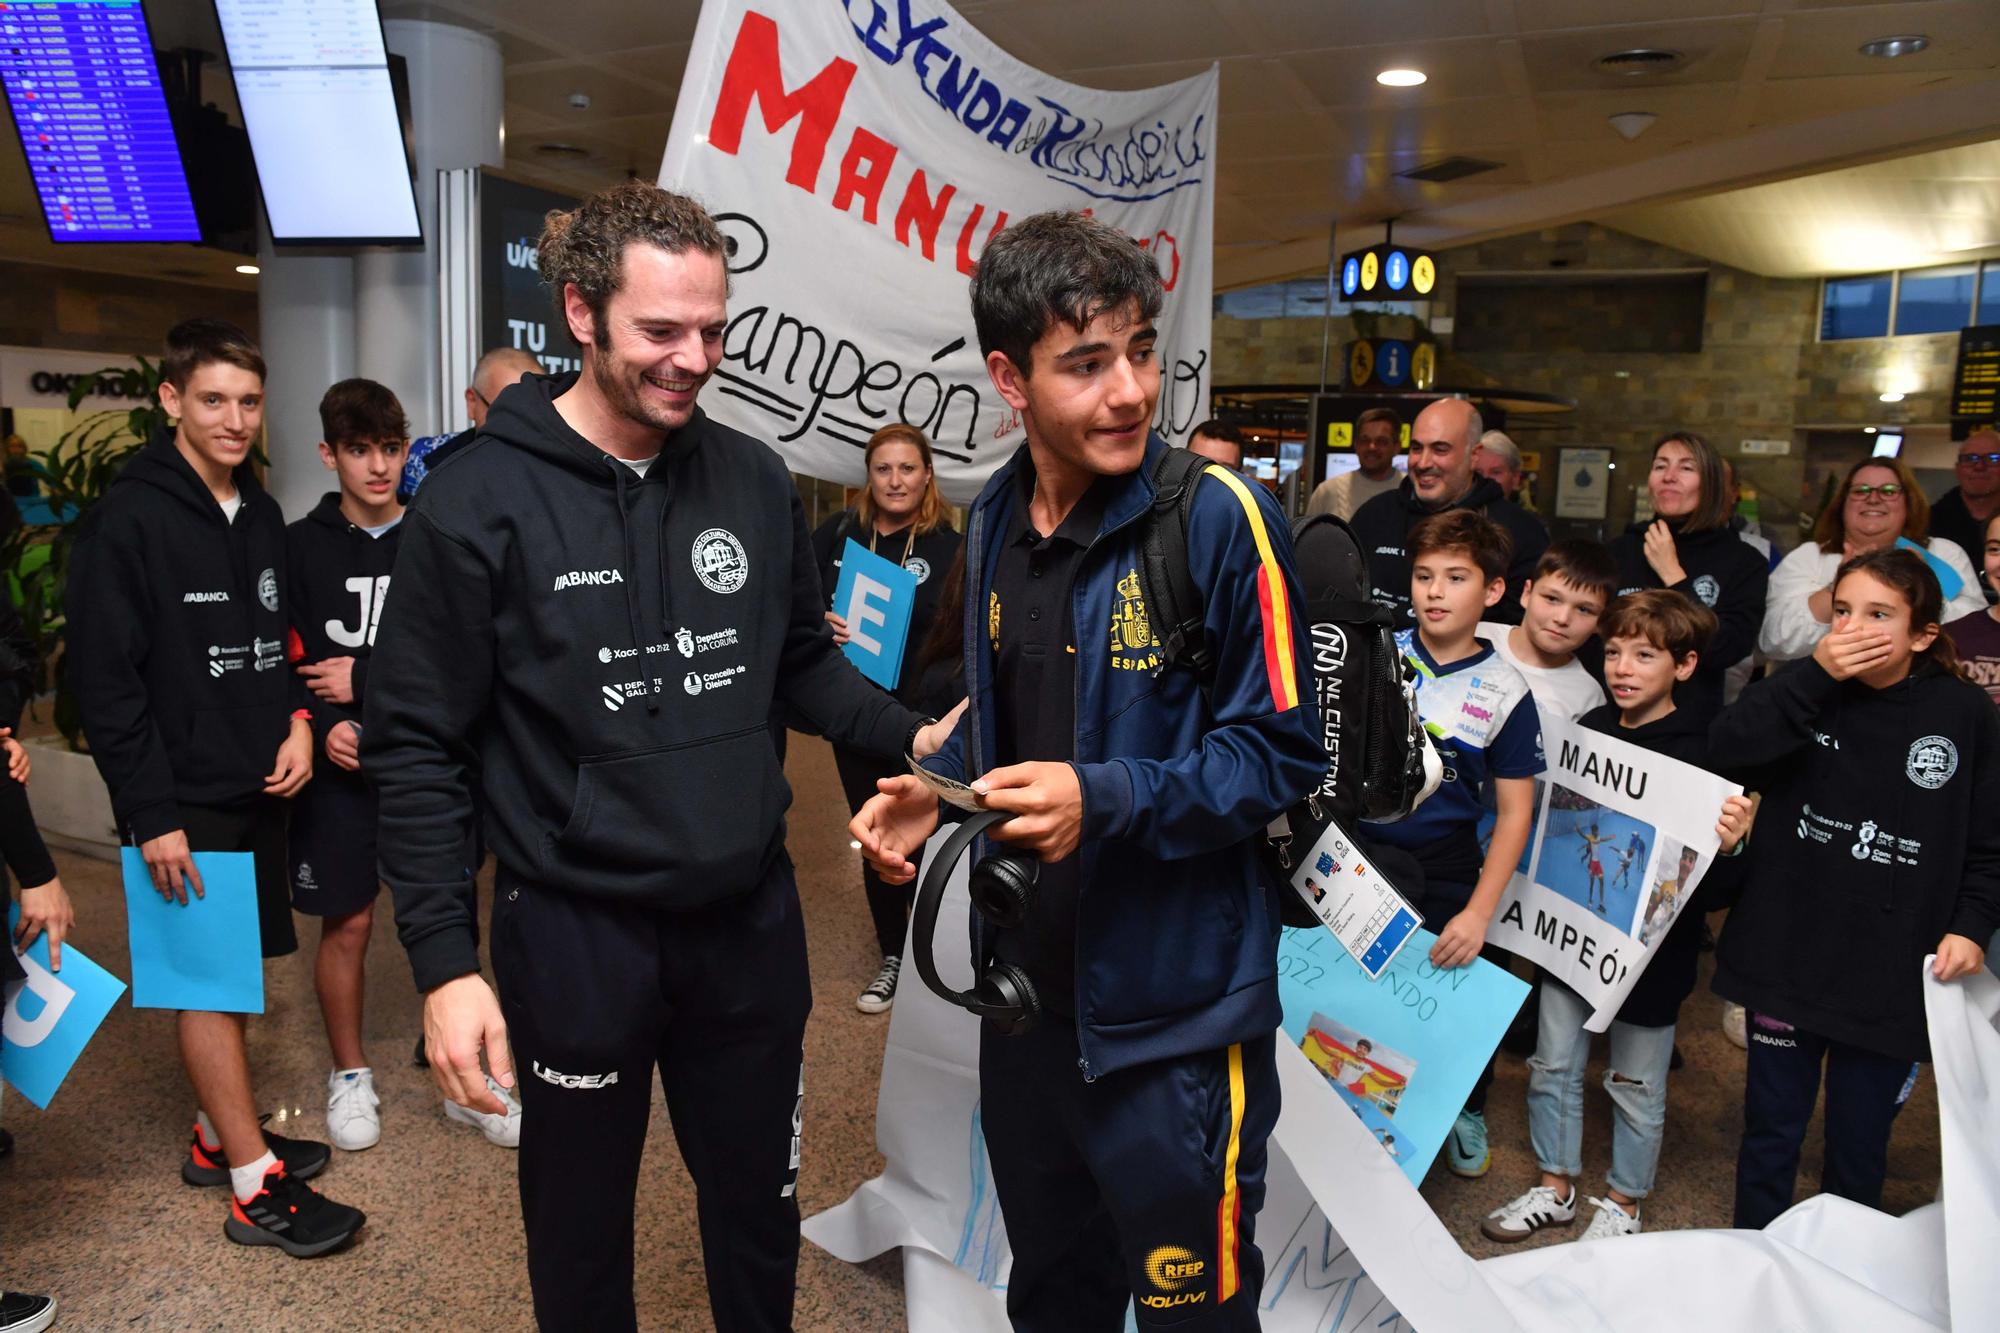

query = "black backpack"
[{"left": 1137, "top": 449, "right": 1439, "bottom": 924}]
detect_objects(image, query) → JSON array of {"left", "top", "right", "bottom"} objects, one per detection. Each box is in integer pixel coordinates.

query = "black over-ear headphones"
[{"left": 911, "top": 810, "right": 1044, "bottom": 1035}]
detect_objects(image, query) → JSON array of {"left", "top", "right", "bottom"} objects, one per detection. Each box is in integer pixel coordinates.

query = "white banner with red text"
[{"left": 659, "top": 0, "right": 1215, "bottom": 500}]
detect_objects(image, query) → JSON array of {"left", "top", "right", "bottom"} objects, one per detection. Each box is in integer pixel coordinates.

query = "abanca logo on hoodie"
[{"left": 553, "top": 569, "right": 625, "bottom": 592}]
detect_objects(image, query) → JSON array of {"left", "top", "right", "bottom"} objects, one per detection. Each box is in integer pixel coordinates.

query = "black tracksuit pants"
[
  {"left": 832, "top": 744, "right": 919, "bottom": 958},
  {"left": 491, "top": 859, "right": 811, "bottom": 1333},
  {"left": 979, "top": 1023, "right": 1280, "bottom": 1332},
  {"left": 1733, "top": 1010, "right": 1916, "bottom": 1230}
]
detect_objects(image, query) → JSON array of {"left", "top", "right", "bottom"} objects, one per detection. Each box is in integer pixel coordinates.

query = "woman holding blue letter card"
[{"left": 810, "top": 424, "right": 963, "bottom": 1015}]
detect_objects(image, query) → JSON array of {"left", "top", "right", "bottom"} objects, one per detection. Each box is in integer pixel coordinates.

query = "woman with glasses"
[{"left": 1761, "top": 456, "right": 1987, "bottom": 662}]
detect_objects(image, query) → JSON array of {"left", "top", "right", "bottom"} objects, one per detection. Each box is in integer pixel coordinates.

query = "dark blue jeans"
[{"left": 1734, "top": 1012, "right": 1913, "bottom": 1229}]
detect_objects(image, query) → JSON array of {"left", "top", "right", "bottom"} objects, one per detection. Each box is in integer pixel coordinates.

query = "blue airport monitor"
[{"left": 0, "top": 0, "right": 201, "bottom": 243}]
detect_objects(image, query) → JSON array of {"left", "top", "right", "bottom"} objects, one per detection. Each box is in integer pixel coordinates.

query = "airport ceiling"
[{"left": 0, "top": 0, "right": 1995, "bottom": 293}]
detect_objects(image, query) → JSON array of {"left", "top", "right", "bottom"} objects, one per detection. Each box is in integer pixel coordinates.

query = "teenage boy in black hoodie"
[
  {"left": 68, "top": 318, "right": 365, "bottom": 1256},
  {"left": 361, "top": 183, "right": 956, "bottom": 1332},
  {"left": 287, "top": 378, "right": 522, "bottom": 1155},
  {"left": 1350, "top": 397, "right": 1548, "bottom": 629}
]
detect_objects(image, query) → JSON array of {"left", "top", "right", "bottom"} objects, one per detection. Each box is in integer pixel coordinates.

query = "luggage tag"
[
  {"left": 907, "top": 758, "right": 984, "bottom": 813},
  {"left": 1289, "top": 817, "right": 1424, "bottom": 980}
]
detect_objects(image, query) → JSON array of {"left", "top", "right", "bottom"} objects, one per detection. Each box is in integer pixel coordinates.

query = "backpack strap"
[{"left": 1140, "top": 447, "right": 1217, "bottom": 686}]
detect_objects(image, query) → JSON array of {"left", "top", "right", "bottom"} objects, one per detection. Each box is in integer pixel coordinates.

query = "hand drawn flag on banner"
[{"left": 659, "top": 0, "right": 1217, "bottom": 501}]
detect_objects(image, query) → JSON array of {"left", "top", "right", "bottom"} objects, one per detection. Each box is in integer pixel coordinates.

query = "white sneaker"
[
  {"left": 325, "top": 1068, "right": 381, "bottom": 1151},
  {"left": 1578, "top": 1196, "right": 1642, "bottom": 1241},
  {"left": 1721, "top": 1002, "right": 1748, "bottom": 1049},
  {"left": 1479, "top": 1183, "right": 1577, "bottom": 1242},
  {"left": 443, "top": 1075, "right": 522, "bottom": 1148}
]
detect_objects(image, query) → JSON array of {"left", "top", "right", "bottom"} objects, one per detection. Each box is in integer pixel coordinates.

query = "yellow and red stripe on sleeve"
[{"left": 1206, "top": 468, "right": 1302, "bottom": 712}]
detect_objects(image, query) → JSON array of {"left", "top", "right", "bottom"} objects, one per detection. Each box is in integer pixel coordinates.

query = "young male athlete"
[
  {"left": 853, "top": 212, "right": 1325, "bottom": 1331},
  {"left": 69, "top": 318, "right": 365, "bottom": 1255},
  {"left": 1579, "top": 824, "right": 1614, "bottom": 913},
  {"left": 362, "top": 183, "right": 954, "bottom": 1331}
]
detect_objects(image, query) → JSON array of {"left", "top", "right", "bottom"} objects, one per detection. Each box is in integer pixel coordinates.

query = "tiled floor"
[{"left": 0, "top": 736, "right": 1943, "bottom": 1329}]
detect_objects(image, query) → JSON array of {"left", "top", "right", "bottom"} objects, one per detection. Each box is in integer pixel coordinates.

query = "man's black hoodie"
[
  {"left": 362, "top": 373, "right": 918, "bottom": 991},
  {"left": 1711, "top": 656, "right": 2000, "bottom": 1062},
  {"left": 286, "top": 492, "right": 402, "bottom": 768},
  {"left": 1574, "top": 701, "right": 1741, "bottom": 1029},
  {"left": 69, "top": 431, "right": 297, "bottom": 842},
  {"left": 1349, "top": 475, "right": 1548, "bottom": 628},
  {"left": 1609, "top": 518, "right": 1769, "bottom": 721}
]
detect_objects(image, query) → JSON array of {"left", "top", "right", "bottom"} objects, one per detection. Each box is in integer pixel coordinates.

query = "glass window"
[
  {"left": 1980, "top": 261, "right": 2000, "bottom": 327},
  {"left": 1894, "top": 265, "right": 1976, "bottom": 335},
  {"left": 1820, "top": 273, "right": 1892, "bottom": 340},
  {"left": 1215, "top": 284, "right": 1288, "bottom": 319}
]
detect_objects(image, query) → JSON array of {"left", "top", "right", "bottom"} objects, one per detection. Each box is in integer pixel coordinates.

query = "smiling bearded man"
[{"left": 361, "top": 182, "right": 956, "bottom": 1332}]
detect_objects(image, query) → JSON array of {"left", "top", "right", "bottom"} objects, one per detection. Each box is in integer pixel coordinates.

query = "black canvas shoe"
[
  {"left": 0, "top": 1291, "right": 56, "bottom": 1333},
  {"left": 224, "top": 1162, "right": 366, "bottom": 1257},
  {"left": 183, "top": 1116, "right": 331, "bottom": 1187}
]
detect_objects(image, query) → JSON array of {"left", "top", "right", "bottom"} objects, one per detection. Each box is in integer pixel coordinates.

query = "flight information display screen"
[
  {"left": 0, "top": 0, "right": 202, "bottom": 243},
  {"left": 215, "top": 0, "right": 420, "bottom": 244}
]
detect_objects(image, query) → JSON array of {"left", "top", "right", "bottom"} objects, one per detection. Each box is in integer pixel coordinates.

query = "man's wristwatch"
[{"left": 906, "top": 715, "right": 938, "bottom": 757}]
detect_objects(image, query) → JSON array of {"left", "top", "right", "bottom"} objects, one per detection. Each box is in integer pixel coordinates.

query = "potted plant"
[{"left": 4, "top": 358, "right": 167, "bottom": 858}]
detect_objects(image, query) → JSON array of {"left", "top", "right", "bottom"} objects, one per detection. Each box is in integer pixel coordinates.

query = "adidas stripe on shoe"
[{"left": 223, "top": 1162, "right": 366, "bottom": 1258}]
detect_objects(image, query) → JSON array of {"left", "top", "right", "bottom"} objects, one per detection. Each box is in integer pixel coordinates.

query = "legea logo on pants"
[{"left": 532, "top": 1060, "right": 620, "bottom": 1089}]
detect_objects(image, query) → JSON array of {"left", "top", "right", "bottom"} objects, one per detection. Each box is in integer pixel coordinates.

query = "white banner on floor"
[
  {"left": 1486, "top": 712, "right": 1743, "bottom": 1032},
  {"left": 659, "top": 0, "right": 1216, "bottom": 500},
  {"left": 805, "top": 833, "right": 1993, "bottom": 1331}
]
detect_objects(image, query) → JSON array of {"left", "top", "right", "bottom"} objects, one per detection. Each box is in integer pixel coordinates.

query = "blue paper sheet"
[
  {"left": 833, "top": 538, "right": 920, "bottom": 691},
  {"left": 121, "top": 849, "right": 264, "bottom": 1013},
  {"left": 1277, "top": 924, "right": 1527, "bottom": 1185},
  {"left": 2, "top": 908, "right": 126, "bottom": 1108}
]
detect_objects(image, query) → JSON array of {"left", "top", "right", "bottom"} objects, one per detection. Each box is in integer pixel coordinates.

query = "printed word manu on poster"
[
  {"left": 660, "top": 0, "right": 1216, "bottom": 500},
  {"left": 1488, "top": 712, "right": 1741, "bottom": 1031}
]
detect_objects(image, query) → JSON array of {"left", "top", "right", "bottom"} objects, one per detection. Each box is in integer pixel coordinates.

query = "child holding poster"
[
  {"left": 1714, "top": 549, "right": 2000, "bottom": 1230},
  {"left": 1483, "top": 590, "right": 1752, "bottom": 1244},
  {"left": 1362, "top": 510, "right": 1543, "bottom": 1179}
]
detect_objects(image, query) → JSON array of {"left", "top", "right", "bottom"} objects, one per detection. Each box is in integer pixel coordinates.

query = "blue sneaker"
[{"left": 1446, "top": 1109, "right": 1490, "bottom": 1178}]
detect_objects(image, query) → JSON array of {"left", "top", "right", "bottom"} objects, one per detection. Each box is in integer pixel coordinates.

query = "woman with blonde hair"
[
  {"left": 1761, "top": 455, "right": 1985, "bottom": 662},
  {"left": 809, "top": 423, "right": 963, "bottom": 1013}
]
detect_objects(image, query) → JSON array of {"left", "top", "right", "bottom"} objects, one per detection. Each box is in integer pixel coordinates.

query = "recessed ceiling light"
[
  {"left": 1860, "top": 35, "right": 1928, "bottom": 59},
  {"left": 235, "top": 263, "right": 260, "bottom": 275},
  {"left": 1878, "top": 391, "right": 1906, "bottom": 403},
  {"left": 1864, "top": 427, "right": 1879, "bottom": 434},
  {"left": 1376, "top": 68, "right": 1426, "bottom": 87}
]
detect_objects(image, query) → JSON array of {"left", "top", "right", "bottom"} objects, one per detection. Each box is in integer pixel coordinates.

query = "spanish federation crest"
[
  {"left": 257, "top": 567, "right": 279, "bottom": 612},
  {"left": 691, "top": 528, "right": 749, "bottom": 594},
  {"left": 1691, "top": 574, "right": 1720, "bottom": 607},
  {"left": 1109, "top": 569, "right": 1161, "bottom": 671},
  {"left": 905, "top": 556, "right": 931, "bottom": 584}
]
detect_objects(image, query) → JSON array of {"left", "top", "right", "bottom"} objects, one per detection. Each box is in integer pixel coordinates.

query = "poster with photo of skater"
[{"left": 1486, "top": 713, "right": 1740, "bottom": 1032}]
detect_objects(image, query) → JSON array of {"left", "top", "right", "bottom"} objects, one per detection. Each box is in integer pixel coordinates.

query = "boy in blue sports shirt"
[{"left": 1363, "top": 508, "right": 1543, "bottom": 1177}]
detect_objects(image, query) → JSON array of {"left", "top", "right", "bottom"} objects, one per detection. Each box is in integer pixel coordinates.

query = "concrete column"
[
  {"left": 355, "top": 20, "right": 504, "bottom": 436},
  {"left": 256, "top": 224, "right": 353, "bottom": 521}
]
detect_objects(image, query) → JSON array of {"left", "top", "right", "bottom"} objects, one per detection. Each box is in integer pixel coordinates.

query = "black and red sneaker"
[
  {"left": 182, "top": 1116, "right": 330, "bottom": 1187},
  {"left": 224, "top": 1161, "right": 366, "bottom": 1257}
]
